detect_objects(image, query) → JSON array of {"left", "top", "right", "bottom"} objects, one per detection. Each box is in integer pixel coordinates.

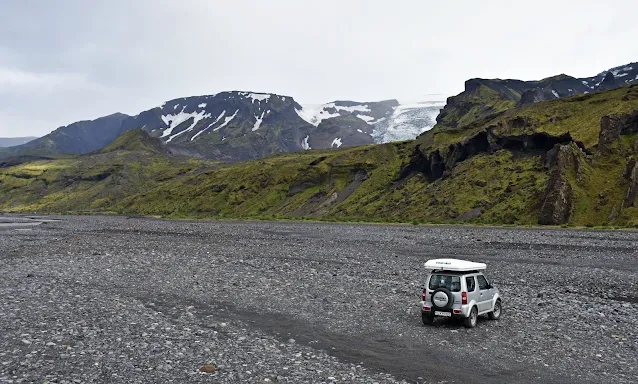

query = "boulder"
[
  {"left": 199, "top": 363, "right": 217, "bottom": 373},
  {"left": 457, "top": 208, "right": 484, "bottom": 221}
]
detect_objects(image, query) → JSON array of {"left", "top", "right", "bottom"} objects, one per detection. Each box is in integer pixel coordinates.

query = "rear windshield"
[{"left": 428, "top": 274, "right": 462, "bottom": 292}]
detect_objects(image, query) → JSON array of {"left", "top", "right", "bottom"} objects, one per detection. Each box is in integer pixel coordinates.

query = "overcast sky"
[{"left": 1, "top": 0, "right": 637, "bottom": 137}]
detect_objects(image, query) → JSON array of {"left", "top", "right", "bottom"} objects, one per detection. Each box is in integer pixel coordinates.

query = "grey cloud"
[{"left": 1, "top": 0, "right": 637, "bottom": 136}]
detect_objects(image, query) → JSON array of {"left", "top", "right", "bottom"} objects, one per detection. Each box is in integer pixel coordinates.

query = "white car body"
[{"left": 420, "top": 259, "right": 502, "bottom": 327}]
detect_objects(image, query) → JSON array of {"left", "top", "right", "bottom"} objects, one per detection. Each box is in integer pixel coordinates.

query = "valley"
[
  {"left": 3, "top": 4, "right": 638, "bottom": 384},
  {"left": 1, "top": 215, "right": 635, "bottom": 383}
]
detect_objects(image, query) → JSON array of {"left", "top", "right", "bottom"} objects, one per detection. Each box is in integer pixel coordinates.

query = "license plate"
[{"left": 435, "top": 311, "right": 451, "bottom": 317}]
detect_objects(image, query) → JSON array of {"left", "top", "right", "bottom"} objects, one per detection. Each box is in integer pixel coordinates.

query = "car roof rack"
[{"left": 424, "top": 258, "right": 487, "bottom": 272}]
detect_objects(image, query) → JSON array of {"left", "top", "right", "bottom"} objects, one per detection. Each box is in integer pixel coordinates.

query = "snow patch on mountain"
[
  {"left": 214, "top": 109, "right": 239, "bottom": 131},
  {"left": 161, "top": 108, "right": 211, "bottom": 139},
  {"left": 372, "top": 101, "right": 445, "bottom": 143},
  {"left": 612, "top": 66, "right": 633, "bottom": 77},
  {"left": 357, "top": 115, "right": 375, "bottom": 123},
  {"left": 331, "top": 138, "right": 343, "bottom": 148},
  {"left": 295, "top": 105, "right": 340, "bottom": 126},
  {"left": 239, "top": 92, "right": 271, "bottom": 103},
  {"left": 302, "top": 136, "right": 311, "bottom": 150},
  {"left": 296, "top": 102, "right": 378, "bottom": 126},
  {"left": 326, "top": 103, "right": 370, "bottom": 114},
  {"left": 252, "top": 110, "right": 266, "bottom": 131},
  {"left": 191, "top": 111, "right": 227, "bottom": 141}
]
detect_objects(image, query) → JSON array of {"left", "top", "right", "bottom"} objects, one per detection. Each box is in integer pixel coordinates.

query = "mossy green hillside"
[
  {"left": 0, "top": 148, "right": 212, "bottom": 213},
  {"left": 418, "top": 86, "right": 638, "bottom": 153},
  {"left": 2, "top": 86, "right": 638, "bottom": 226}
]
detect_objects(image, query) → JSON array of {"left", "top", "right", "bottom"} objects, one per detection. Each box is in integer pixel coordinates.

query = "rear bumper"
[
  {"left": 421, "top": 301, "right": 470, "bottom": 318},
  {"left": 422, "top": 309, "right": 465, "bottom": 319}
]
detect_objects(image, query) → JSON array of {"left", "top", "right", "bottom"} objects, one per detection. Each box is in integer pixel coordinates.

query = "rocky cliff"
[{"left": 433, "top": 63, "right": 638, "bottom": 132}]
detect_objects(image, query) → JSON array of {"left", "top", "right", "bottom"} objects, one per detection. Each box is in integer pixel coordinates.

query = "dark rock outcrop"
[
  {"left": 403, "top": 129, "right": 576, "bottom": 183},
  {"left": 308, "top": 115, "right": 374, "bottom": 149},
  {"left": 599, "top": 115, "right": 626, "bottom": 152},
  {"left": 520, "top": 88, "right": 559, "bottom": 105},
  {"left": 597, "top": 72, "right": 617, "bottom": 91},
  {"left": 623, "top": 160, "right": 638, "bottom": 208},
  {"left": 538, "top": 143, "right": 582, "bottom": 225},
  {"left": 598, "top": 111, "right": 638, "bottom": 152}
]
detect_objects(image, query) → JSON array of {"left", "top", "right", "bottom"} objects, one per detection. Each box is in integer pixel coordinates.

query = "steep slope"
[
  {"left": 434, "top": 62, "right": 638, "bottom": 132},
  {"left": 0, "top": 113, "right": 130, "bottom": 158},
  {"left": 3, "top": 85, "right": 638, "bottom": 227},
  {"left": 0, "top": 137, "right": 37, "bottom": 148}
]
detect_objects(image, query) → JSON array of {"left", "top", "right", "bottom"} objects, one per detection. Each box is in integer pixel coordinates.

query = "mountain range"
[
  {"left": 3, "top": 62, "right": 636, "bottom": 163},
  {"left": 2, "top": 61, "right": 638, "bottom": 227},
  {"left": 0, "top": 94, "right": 445, "bottom": 161}
]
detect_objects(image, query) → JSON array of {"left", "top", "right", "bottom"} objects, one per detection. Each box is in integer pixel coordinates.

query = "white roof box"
[{"left": 424, "top": 258, "right": 486, "bottom": 272}]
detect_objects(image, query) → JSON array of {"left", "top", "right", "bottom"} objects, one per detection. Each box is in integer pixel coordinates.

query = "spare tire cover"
[{"left": 432, "top": 288, "right": 454, "bottom": 309}]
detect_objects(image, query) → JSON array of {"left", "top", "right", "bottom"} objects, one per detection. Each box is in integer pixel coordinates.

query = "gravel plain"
[{"left": 0, "top": 215, "right": 637, "bottom": 384}]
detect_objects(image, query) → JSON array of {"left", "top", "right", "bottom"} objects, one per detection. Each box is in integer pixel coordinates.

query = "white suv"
[{"left": 420, "top": 259, "right": 502, "bottom": 328}]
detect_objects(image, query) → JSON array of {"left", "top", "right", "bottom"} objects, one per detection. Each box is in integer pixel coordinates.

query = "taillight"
[
  {"left": 422, "top": 289, "right": 427, "bottom": 301},
  {"left": 462, "top": 291, "right": 468, "bottom": 305}
]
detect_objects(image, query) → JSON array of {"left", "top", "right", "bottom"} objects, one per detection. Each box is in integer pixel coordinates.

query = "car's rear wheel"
[
  {"left": 464, "top": 306, "right": 478, "bottom": 328},
  {"left": 422, "top": 311, "right": 434, "bottom": 326},
  {"left": 488, "top": 299, "right": 502, "bottom": 320}
]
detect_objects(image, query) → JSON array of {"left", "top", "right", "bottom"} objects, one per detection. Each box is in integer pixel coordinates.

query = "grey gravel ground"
[{"left": 1, "top": 215, "right": 637, "bottom": 384}]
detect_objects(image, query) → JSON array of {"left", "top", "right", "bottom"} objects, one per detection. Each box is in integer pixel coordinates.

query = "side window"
[
  {"left": 465, "top": 276, "right": 476, "bottom": 292},
  {"left": 477, "top": 275, "right": 489, "bottom": 290}
]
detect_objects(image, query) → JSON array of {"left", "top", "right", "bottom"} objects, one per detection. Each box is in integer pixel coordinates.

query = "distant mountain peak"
[{"left": 0, "top": 137, "right": 38, "bottom": 148}]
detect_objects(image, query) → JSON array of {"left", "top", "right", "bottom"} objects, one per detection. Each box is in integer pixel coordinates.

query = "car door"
[
  {"left": 465, "top": 275, "right": 479, "bottom": 307},
  {"left": 476, "top": 274, "right": 494, "bottom": 312}
]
